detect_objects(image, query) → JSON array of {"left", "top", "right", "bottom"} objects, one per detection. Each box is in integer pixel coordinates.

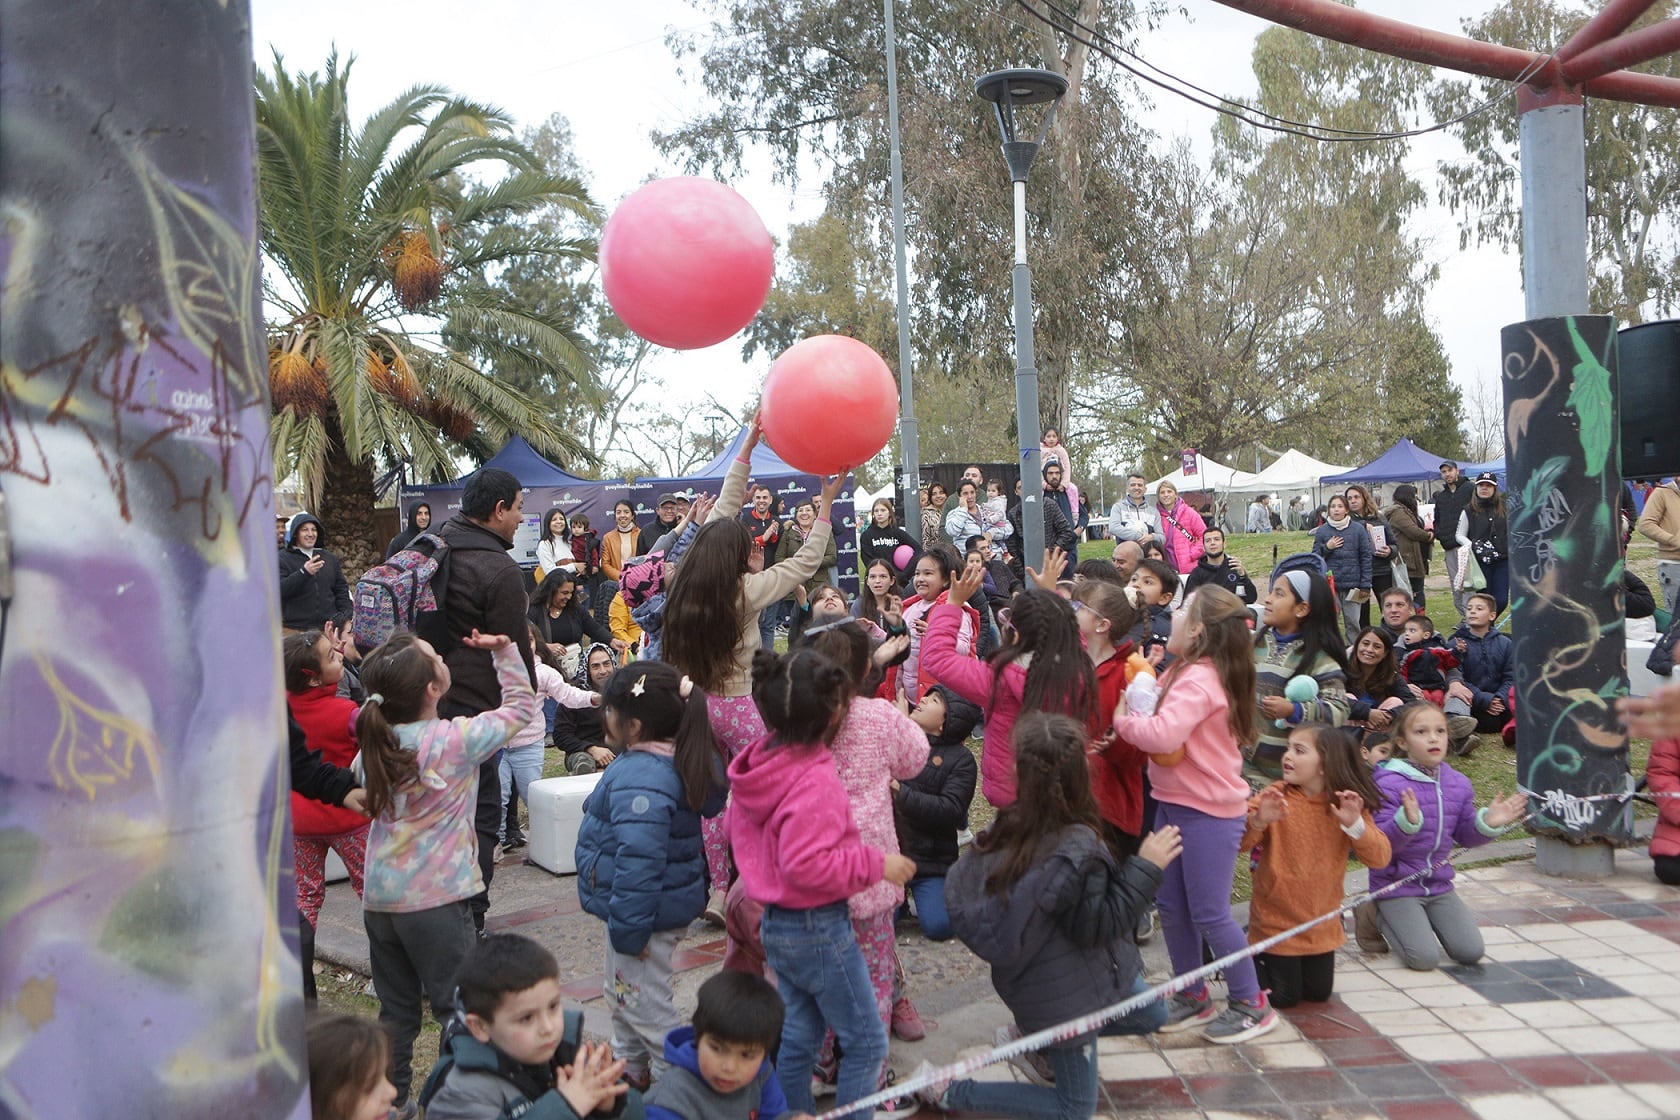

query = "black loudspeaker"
[{"left": 1619, "top": 319, "right": 1680, "bottom": 480}]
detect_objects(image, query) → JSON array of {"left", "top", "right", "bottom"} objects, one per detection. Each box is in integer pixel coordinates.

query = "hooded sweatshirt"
[
  {"left": 644, "top": 1026, "right": 792, "bottom": 1120},
  {"left": 552, "top": 641, "right": 615, "bottom": 759},
  {"left": 725, "top": 733, "right": 884, "bottom": 909},
  {"left": 277, "top": 512, "right": 351, "bottom": 631},
  {"left": 385, "top": 503, "right": 432, "bottom": 558},
  {"left": 893, "top": 689, "right": 980, "bottom": 877},
  {"left": 919, "top": 602, "right": 1029, "bottom": 807}
]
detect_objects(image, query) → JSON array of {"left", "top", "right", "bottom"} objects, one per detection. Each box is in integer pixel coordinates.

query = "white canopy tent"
[
  {"left": 1147, "top": 456, "right": 1259, "bottom": 493},
  {"left": 1235, "top": 448, "right": 1356, "bottom": 494}
]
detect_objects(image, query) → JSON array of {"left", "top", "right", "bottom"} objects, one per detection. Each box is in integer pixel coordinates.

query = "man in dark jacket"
[
  {"left": 1006, "top": 494, "right": 1079, "bottom": 581},
  {"left": 277, "top": 512, "right": 351, "bottom": 632},
  {"left": 1183, "top": 527, "right": 1258, "bottom": 605},
  {"left": 1433, "top": 461, "right": 1474, "bottom": 621},
  {"left": 436, "top": 467, "right": 538, "bottom": 932}
]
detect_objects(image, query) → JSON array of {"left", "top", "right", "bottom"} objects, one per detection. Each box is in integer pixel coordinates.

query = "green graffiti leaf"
[
  {"left": 1565, "top": 318, "right": 1613, "bottom": 477},
  {"left": 1519, "top": 457, "right": 1570, "bottom": 529}
]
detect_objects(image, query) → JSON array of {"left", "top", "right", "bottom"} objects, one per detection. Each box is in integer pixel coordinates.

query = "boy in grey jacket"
[{"left": 421, "top": 934, "right": 642, "bottom": 1120}]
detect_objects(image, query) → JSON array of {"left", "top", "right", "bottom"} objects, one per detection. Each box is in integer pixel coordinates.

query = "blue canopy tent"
[
  {"left": 1321, "top": 439, "right": 1455, "bottom": 485},
  {"left": 398, "top": 436, "right": 625, "bottom": 567}
]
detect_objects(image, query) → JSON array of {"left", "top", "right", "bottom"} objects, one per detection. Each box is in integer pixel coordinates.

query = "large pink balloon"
[
  {"left": 599, "top": 177, "right": 774, "bottom": 350},
  {"left": 760, "top": 335, "right": 899, "bottom": 476}
]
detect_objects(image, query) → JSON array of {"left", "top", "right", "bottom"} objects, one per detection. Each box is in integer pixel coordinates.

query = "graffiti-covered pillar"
[
  {"left": 1501, "top": 315, "right": 1632, "bottom": 876},
  {"left": 1, "top": 1, "right": 309, "bottom": 1117}
]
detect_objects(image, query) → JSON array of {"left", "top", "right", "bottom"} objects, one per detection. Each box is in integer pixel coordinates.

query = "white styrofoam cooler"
[
  {"left": 527, "top": 771, "right": 603, "bottom": 875},
  {"left": 1629, "top": 639, "right": 1662, "bottom": 699}
]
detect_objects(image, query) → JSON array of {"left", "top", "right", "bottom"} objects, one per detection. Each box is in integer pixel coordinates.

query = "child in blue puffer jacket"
[
  {"left": 1371, "top": 703, "right": 1525, "bottom": 971},
  {"left": 576, "top": 662, "right": 727, "bottom": 1087}
]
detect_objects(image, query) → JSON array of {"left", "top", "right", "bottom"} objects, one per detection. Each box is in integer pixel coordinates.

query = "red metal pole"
[
  {"left": 1554, "top": 0, "right": 1662, "bottom": 62},
  {"left": 1564, "top": 18, "right": 1680, "bottom": 82},
  {"left": 1212, "top": 0, "right": 1680, "bottom": 106}
]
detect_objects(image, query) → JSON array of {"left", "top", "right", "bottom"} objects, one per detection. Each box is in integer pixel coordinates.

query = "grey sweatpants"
[
  {"left": 605, "top": 928, "right": 681, "bottom": 1080},
  {"left": 1375, "top": 890, "right": 1484, "bottom": 971}
]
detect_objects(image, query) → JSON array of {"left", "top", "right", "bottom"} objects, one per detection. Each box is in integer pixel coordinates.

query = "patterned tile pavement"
[{"left": 316, "top": 843, "right": 1679, "bottom": 1119}]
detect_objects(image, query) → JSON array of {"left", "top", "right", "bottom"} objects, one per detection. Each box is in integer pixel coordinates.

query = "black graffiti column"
[{"left": 1501, "top": 315, "right": 1632, "bottom": 872}]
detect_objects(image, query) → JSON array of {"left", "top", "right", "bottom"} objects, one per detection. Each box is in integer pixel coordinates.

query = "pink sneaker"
[{"left": 890, "top": 996, "right": 927, "bottom": 1041}]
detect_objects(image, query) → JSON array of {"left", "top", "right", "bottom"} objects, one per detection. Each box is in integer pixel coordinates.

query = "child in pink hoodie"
[
  {"left": 1114, "top": 586, "right": 1274, "bottom": 1046},
  {"left": 727, "top": 648, "right": 916, "bottom": 1120}
]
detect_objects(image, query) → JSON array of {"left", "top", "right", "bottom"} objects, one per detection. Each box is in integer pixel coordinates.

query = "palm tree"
[{"left": 256, "top": 51, "right": 597, "bottom": 572}]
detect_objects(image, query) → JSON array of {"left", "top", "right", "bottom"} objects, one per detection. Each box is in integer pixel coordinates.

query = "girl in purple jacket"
[{"left": 1371, "top": 703, "right": 1526, "bottom": 970}]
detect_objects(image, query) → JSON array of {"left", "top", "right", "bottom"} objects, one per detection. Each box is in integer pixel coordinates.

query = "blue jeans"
[
  {"left": 944, "top": 1032, "right": 1098, "bottom": 1119},
  {"left": 761, "top": 902, "right": 886, "bottom": 1120},
  {"left": 497, "top": 743, "right": 544, "bottom": 843},
  {"left": 1098, "top": 974, "right": 1168, "bottom": 1036},
  {"left": 903, "top": 875, "right": 952, "bottom": 941}
]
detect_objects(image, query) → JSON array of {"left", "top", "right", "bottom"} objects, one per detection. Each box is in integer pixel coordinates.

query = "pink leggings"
[
  {"left": 703, "top": 694, "right": 766, "bottom": 893},
  {"left": 294, "top": 828, "right": 368, "bottom": 926}
]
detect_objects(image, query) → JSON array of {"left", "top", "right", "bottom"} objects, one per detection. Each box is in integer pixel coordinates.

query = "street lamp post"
[{"left": 976, "top": 67, "right": 1067, "bottom": 566}]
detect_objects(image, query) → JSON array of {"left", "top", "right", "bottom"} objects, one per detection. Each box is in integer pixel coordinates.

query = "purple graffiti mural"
[{"left": 1, "top": 2, "right": 309, "bottom": 1116}]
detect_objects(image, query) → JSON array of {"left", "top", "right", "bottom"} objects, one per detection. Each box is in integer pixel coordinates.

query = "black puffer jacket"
[
  {"left": 277, "top": 513, "right": 351, "bottom": 631},
  {"left": 894, "top": 689, "right": 981, "bottom": 877},
  {"left": 947, "top": 823, "right": 1161, "bottom": 1042},
  {"left": 436, "top": 512, "right": 538, "bottom": 713}
]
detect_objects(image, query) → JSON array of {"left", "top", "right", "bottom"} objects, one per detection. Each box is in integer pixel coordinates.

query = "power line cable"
[{"left": 1017, "top": 0, "right": 1555, "bottom": 143}]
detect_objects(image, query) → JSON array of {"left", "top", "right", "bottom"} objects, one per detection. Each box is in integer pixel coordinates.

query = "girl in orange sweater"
[{"left": 1241, "top": 724, "right": 1391, "bottom": 1008}]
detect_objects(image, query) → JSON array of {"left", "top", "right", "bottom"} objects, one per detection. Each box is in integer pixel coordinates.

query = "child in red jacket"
[
  {"left": 1649, "top": 736, "right": 1680, "bottom": 885},
  {"left": 283, "top": 627, "right": 369, "bottom": 1003}
]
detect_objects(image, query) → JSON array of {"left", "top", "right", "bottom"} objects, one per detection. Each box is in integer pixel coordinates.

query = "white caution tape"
[{"left": 809, "top": 805, "right": 1557, "bottom": 1120}]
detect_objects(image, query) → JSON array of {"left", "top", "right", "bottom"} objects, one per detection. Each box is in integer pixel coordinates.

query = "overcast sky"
[{"left": 251, "top": 0, "right": 1523, "bottom": 428}]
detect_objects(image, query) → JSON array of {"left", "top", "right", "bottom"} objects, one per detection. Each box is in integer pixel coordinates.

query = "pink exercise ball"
[
  {"left": 893, "top": 544, "right": 916, "bottom": 571},
  {"left": 599, "top": 177, "right": 774, "bottom": 350},
  {"left": 760, "top": 335, "right": 898, "bottom": 477}
]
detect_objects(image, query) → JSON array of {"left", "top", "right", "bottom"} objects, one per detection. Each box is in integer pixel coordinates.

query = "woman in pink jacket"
[{"left": 1155, "top": 481, "right": 1207, "bottom": 575}]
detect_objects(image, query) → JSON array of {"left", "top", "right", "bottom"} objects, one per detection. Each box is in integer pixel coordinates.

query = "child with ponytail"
[
  {"left": 1073, "top": 580, "right": 1155, "bottom": 862},
  {"left": 355, "top": 629, "right": 537, "bottom": 1113},
  {"left": 727, "top": 648, "right": 917, "bottom": 1120},
  {"left": 1114, "top": 587, "right": 1276, "bottom": 1044},
  {"left": 575, "top": 662, "right": 729, "bottom": 1087}
]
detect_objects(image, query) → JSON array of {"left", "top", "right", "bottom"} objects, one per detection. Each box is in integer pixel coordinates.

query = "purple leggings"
[{"left": 1155, "top": 801, "right": 1259, "bottom": 1005}]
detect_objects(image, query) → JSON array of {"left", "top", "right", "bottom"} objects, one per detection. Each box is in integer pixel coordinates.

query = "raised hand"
[
  {"left": 1483, "top": 791, "right": 1527, "bottom": 829},
  {"left": 1138, "top": 825, "right": 1183, "bottom": 871},
  {"left": 1254, "top": 786, "right": 1288, "bottom": 826},
  {"left": 1330, "top": 789, "right": 1365, "bottom": 828},
  {"left": 1400, "top": 787, "right": 1422, "bottom": 827},
  {"left": 873, "top": 633, "right": 910, "bottom": 668},
  {"left": 948, "top": 563, "right": 985, "bottom": 607},
  {"left": 1025, "top": 546, "right": 1067, "bottom": 591},
  {"left": 554, "top": 1041, "right": 628, "bottom": 1117},
  {"left": 820, "top": 472, "right": 847, "bottom": 510},
  {"left": 461, "top": 629, "right": 510, "bottom": 650}
]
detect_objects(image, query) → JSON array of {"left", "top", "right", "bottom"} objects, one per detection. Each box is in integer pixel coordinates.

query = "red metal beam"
[
  {"left": 1210, "top": 0, "right": 1680, "bottom": 108},
  {"left": 1564, "top": 18, "right": 1680, "bottom": 82},
  {"left": 1555, "top": 0, "right": 1661, "bottom": 62}
]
